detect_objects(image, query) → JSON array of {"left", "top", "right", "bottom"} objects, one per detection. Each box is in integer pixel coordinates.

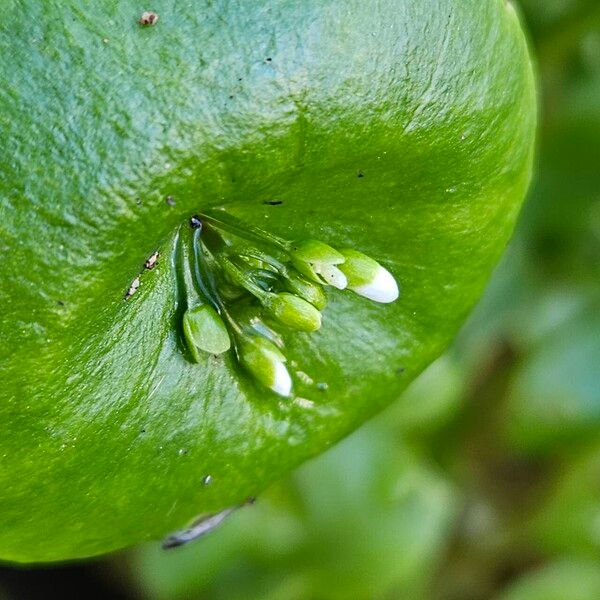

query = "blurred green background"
[{"left": 1, "top": 1, "right": 599, "bottom": 598}]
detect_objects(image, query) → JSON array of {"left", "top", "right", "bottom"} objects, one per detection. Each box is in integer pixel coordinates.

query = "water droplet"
[
  {"left": 316, "top": 382, "right": 329, "bottom": 391},
  {"left": 202, "top": 475, "right": 213, "bottom": 486},
  {"left": 178, "top": 448, "right": 188, "bottom": 456},
  {"left": 446, "top": 187, "right": 456, "bottom": 194}
]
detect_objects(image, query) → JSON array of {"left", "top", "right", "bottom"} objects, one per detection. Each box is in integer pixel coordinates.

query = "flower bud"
[
  {"left": 290, "top": 240, "right": 348, "bottom": 290},
  {"left": 283, "top": 272, "right": 327, "bottom": 310},
  {"left": 183, "top": 305, "right": 231, "bottom": 361},
  {"left": 337, "top": 249, "right": 399, "bottom": 303},
  {"left": 238, "top": 337, "right": 292, "bottom": 397},
  {"left": 263, "top": 292, "right": 322, "bottom": 332}
]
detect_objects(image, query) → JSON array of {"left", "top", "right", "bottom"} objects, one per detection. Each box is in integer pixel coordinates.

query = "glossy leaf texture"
[{"left": 0, "top": 0, "right": 536, "bottom": 562}]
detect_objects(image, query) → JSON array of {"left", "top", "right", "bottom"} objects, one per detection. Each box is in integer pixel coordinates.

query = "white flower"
[
  {"left": 338, "top": 249, "right": 399, "bottom": 304},
  {"left": 352, "top": 264, "right": 399, "bottom": 303},
  {"left": 290, "top": 240, "right": 348, "bottom": 290},
  {"left": 238, "top": 337, "right": 292, "bottom": 397},
  {"left": 271, "top": 360, "right": 293, "bottom": 397}
]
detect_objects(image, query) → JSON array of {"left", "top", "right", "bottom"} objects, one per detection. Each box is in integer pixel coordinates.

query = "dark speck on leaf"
[
  {"left": 265, "top": 57, "right": 272, "bottom": 62},
  {"left": 56, "top": 300, "right": 65, "bottom": 306},
  {"left": 228, "top": 95, "right": 234, "bottom": 99},
  {"left": 135, "top": 198, "right": 142, "bottom": 205},
  {"left": 396, "top": 367, "right": 406, "bottom": 376},
  {"left": 190, "top": 215, "right": 202, "bottom": 230},
  {"left": 263, "top": 200, "right": 283, "bottom": 206},
  {"left": 166, "top": 195, "right": 176, "bottom": 206},
  {"left": 357, "top": 170, "right": 365, "bottom": 178}
]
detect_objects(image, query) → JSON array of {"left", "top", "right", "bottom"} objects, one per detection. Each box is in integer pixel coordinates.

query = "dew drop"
[{"left": 202, "top": 475, "right": 213, "bottom": 486}]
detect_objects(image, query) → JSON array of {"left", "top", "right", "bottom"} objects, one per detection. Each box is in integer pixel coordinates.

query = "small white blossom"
[
  {"left": 290, "top": 240, "right": 348, "bottom": 289},
  {"left": 271, "top": 360, "right": 292, "bottom": 397},
  {"left": 238, "top": 337, "right": 293, "bottom": 397},
  {"left": 338, "top": 249, "right": 399, "bottom": 304},
  {"left": 353, "top": 265, "right": 399, "bottom": 303}
]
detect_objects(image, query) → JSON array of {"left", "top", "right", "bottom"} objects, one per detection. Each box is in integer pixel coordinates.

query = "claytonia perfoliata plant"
[{"left": 176, "top": 210, "right": 400, "bottom": 397}]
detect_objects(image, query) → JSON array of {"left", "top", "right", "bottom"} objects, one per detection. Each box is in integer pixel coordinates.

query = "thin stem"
[
  {"left": 236, "top": 247, "right": 287, "bottom": 272},
  {"left": 235, "top": 247, "right": 304, "bottom": 287},
  {"left": 196, "top": 241, "right": 244, "bottom": 335},
  {"left": 217, "top": 255, "right": 271, "bottom": 303},
  {"left": 188, "top": 227, "right": 220, "bottom": 310},
  {"left": 200, "top": 210, "right": 291, "bottom": 253}
]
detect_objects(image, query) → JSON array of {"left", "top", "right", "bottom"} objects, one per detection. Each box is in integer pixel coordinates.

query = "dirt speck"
[
  {"left": 125, "top": 277, "right": 141, "bottom": 299},
  {"left": 263, "top": 199, "right": 283, "bottom": 206},
  {"left": 357, "top": 170, "right": 364, "bottom": 178},
  {"left": 145, "top": 251, "right": 159, "bottom": 270},
  {"left": 139, "top": 11, "right": 159, "bottom": 26}
]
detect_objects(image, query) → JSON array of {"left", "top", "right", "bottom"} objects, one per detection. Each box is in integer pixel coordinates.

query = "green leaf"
[
  {"left": 528, "top": 443, "right": 600, "bottom": 556},
  {"left": 498, "top": 558, "right": 600, "bottom": 600},
  {"left": 505, "top": 307, "right": 600, "bottom": 452},
  {"left": 0, "top": 0, "right": 536, "bottom": 561}
]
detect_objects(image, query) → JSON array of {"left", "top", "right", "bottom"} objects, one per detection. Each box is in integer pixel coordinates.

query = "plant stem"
[
  {"left": 217, "top": 255, "right": 271, "bottom": 303},
  {"left": 200, "top": 210, "right": 291, "bottom": 253}
]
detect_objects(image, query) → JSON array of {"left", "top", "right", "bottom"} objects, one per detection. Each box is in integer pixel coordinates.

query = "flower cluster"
[{"left": 179, "top": 210, "right": 399, "bottom": 397}]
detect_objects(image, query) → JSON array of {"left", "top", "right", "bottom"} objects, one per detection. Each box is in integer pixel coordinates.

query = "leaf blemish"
[
  {"left": 125, "top": 277, "right": 140, "bottom": 299},
  {"left": 145, "top": 251, "right": 159, "bottom": 270},
  {"left": 139, "top": 11, "right": 159, "bottom": 26}
]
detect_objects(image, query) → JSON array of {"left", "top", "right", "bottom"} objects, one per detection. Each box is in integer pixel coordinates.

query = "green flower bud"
[
  {"left": 183, "top": 305, "right": 231, "bottom": 361},
  {"left": 337, "top": 249, "right": 399, "bottom": 303},
  {"left": 283, "top": 272, "right": 327, "bottom": 310},
  {"left": 237, "top": 337, "right": 291, "bottom": 397},
  {"left": 263, "top": 292, "right": 322, "bottom": 332},
  {"left": 290, "top": 240, "right": 348, "bottom": 289}
]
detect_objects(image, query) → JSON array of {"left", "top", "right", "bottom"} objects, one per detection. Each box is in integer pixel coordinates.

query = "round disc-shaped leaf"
[{"left": 0, "top": 0, "right": 536, "bottom": 561}]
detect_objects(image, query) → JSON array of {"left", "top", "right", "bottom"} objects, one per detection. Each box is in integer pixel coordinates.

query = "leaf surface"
[{"left": 0, "top": 0, "right": 535, "bottom": 561}]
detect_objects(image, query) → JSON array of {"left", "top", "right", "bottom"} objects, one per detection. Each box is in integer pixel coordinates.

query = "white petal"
[
  {"left": 270, "top": 361, "right": 292, "bottom": 397},
  {"left": 320, "top": 265, "right": 348, "bottom": 290},
  {"left": 352, "top": 266, "right": 399, "bottom": 303}
]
